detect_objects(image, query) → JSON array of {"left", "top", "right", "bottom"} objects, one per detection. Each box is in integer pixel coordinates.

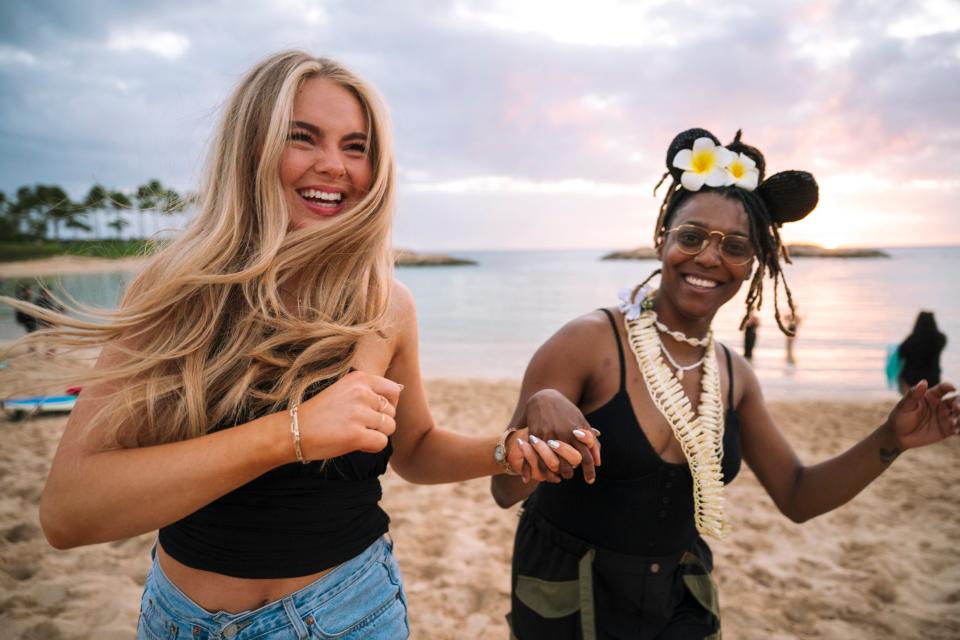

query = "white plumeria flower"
[
  {"left": 672, "top": 137, "right": 734, "bottom": 191},
  {"left": 617, "top": 284, "right": 651, "bottom": 320},
  {"left": 725, "top": 152, "right": 759, "bottom": 191}
]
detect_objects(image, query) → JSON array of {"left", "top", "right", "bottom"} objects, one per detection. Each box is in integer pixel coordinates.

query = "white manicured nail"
[
  {"left": 528, "top": 435, "right": 541, "bottom": 444},
  {"left": 517, "top": 438, "right": 526, "bottom": 447},
  {"left": 547, "top": 439, "right": 561, "bottom": 450},
  {"left": 573, "top": 429, "right": 586, "bottom": 438}
]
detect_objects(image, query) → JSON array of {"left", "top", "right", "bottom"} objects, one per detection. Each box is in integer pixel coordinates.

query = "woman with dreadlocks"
[{"left": 491, "top": 128, "right": 960, "bottom": 639}]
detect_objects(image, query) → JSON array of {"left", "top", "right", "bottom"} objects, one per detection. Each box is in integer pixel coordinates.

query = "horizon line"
[{"left": 397, "top": 242, "right": 960, "bottom": 254}]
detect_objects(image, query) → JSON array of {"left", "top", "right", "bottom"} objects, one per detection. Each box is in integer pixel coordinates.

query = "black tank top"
[
  {"left": 533, "top": 309, "right": 742, "bottom": 556},
  {"left": 158, "top": 377, "right": 392, "bottom": 579}
]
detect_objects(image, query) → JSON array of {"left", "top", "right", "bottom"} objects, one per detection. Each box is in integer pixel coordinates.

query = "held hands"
[
  {"left": 295, "top": 371, "right": 402, "bottom": 461},
  {"left": 505, "top": 389, "right": 601, "bottom": 484},
  {"left": 887, "top": 380, "right": 960, "bottom": 451}
]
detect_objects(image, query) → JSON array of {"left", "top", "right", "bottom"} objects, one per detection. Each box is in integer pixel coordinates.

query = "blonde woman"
[{"left": 8, "top": 52, "right": 596, "bottom": 639}]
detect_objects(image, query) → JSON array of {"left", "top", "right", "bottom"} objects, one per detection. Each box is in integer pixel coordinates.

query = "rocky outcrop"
[
  {"left": 785, "top": 244, "right": 890, "bottom": 258},
  {"left": 393, "top": 249, "right": 477, "bottom": 266},
  {"left": 601, "top": 247, "right": 658, "bottom": 260}
]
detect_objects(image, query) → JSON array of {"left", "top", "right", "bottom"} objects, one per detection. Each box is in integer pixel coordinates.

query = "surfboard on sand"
[{"left": 2, "top": 394, "right": 78, "bottom": 419}]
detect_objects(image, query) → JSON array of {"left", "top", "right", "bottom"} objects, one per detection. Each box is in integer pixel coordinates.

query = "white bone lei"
[{"left": 622, "top": 286, "right": 727, "bottom": 539}]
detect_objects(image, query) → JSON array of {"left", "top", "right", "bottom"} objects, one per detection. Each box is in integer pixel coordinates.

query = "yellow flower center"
[
  {"left": 690, "top": 149, "right": 715, "bottom": 174},
  {"left": 729, "top": 160, "right": 745, "bottom": 179}
]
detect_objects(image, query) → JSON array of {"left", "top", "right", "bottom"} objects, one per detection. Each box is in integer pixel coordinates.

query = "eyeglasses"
[{"left": 664, "top": 224, "right": 755, "bottom": 265}]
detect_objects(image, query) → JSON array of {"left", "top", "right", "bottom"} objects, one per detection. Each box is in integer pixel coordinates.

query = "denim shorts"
[{"left": 138, "top": 535, "right": 409, "bottom": 640}]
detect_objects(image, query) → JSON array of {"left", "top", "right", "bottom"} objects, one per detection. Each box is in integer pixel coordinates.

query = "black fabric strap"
[
  {"left": 599, "top": 308, "right": 626, "bottom": 393},
  {"left": 721, "top": 344, "right": 734, "bottom": 409}
]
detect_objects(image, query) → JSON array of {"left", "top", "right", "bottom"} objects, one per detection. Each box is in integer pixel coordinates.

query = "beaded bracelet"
[{"left": 289, "top": 403, "right": 306, "bottom": 463}]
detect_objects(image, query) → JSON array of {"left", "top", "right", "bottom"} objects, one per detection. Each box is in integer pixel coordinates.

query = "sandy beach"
[
  {"left": 0, "top": 249, "right": 473, "bottom": 280},
  {"left": 0, "top": 256, "right": 151, "bottom": 278},
  {"left": 1, "top": 379, "right": 958, "bottom": 639}
]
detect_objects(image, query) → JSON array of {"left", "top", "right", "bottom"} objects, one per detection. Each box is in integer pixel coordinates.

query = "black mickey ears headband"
[{"left": 663, "top": 128, "right": 818, "bottom": 225}]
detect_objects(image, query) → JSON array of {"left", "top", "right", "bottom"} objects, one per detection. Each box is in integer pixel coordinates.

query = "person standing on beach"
[
  {"left": 3, "top": 51, "right": 595, "bottom": 640},
  {"left": 898, "top": 311, "right": 948, "bottom": 393},
  {"left": 33, "top": 286, "right": 64, "bottom": 329},
  {"left": 14, "top": 283, "right": 37, "bottom": 334},
  {"left": 784, "top": 309, "right": 800, "bottom": 365},
  {"left": 491, "top": 128, "right": 960, "bottom": 639},
  {"left": 743, "top": 309, "right": 759, "bottom": 361}
]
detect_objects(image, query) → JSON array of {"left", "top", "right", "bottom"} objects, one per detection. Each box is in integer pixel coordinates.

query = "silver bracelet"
[{"left": 289, "top": 403, "right": 306, "bottom": 463}]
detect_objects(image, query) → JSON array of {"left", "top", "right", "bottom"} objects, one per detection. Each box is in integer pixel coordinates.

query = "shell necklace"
[
  {"left": 623, "top": 287, "right": 727, "bottom": 539},
  {"left": 655, "top": 319, "right": 710, "bottom": 347},
  {"left": 659, "top": 338, "right": 704, "bottom": 381}
]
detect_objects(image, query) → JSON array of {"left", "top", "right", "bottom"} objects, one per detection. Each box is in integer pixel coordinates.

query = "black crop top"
[
  {"left": 533, "top": 309, "right": 742, "bottom": 556},
  {"left": 158, "top": 376, "right": 393, "bottom": 579}
]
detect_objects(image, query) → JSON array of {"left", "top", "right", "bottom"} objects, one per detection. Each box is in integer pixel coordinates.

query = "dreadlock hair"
[{"left": 652, "top": 130, "right": 800, "bottom": 336}]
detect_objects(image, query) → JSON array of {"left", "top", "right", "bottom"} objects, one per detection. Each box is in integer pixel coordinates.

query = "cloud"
[
  {"left": 0, "top": 45, "right": 35, "bottom": 65},
  {"left": 0, "top": 0, "right": 958, "bottom": 248},
  {"left": 107, "top": 27, "right": 190, "bottom": 59},
  {"left": 405, "top": 175, "right": 646, "bottom": 196},
  {"left": 886, "top": 0, "right": 960, "bottom": 40},
  {"left": 448, "top": 0, "right": 749, "bottom": 48},
  {"left": 273, "top": 0, "right": 329, "bottom": 26}
]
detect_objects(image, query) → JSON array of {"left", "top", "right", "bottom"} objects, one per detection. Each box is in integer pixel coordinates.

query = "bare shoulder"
[
  {"left": 389, "top": 278, "right": 416, "bottom": 315},
  {"left": 385, "top": 278, "right": 417, "bottom": 334},
  {"left": 508, "top": 308, "right": 615, "bottom": 408},
  {"left": 531, "top": 310, "right": 613, "bottom": 370},
  {"left": 550, "top": 307, "right": 618, "bottom": 346}
]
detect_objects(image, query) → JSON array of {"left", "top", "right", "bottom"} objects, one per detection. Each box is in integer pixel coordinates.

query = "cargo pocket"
[
  {"left": 680, "top": 551, "right": 721, "bottom": 639},
  {"left": 512, "top": 549, "right": 597, "bottom": 640},
  {"left": 515, "top": 575, "right": 580, "bottom": 618}
]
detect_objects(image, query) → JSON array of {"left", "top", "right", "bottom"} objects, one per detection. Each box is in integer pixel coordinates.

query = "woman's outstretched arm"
[
  {"left": 734, "top": 350, "right": 959, "bottom": 523},
  {"left": 490, "top": 312, "right": 608, "bottom": 508},
  {"left": 386, "top": 282, "right": 594, "bottom": 485}
]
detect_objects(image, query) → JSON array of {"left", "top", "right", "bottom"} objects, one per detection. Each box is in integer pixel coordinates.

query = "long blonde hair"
[{"left": 2, "top": 51, "right": 396, "bottom": 447}]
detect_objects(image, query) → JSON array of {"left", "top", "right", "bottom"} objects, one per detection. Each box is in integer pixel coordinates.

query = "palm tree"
[
  {"left": 161, "top": 186, "right": 189, "bottom": 234},
  {"left": 0, "top": 190, "right": 17, "bottom": 240},
  {"left": 65, "top": 216, "right": 92, "bottom": 236},
  {"left": 83, "top": 184, "right": 109, "bottom": 240},
  {"left": 11, "top": 186, "right": 45, "bottom": 239},
  {"left": 107, "top": 190, "right": 132, "bottom": 239},
  {"left": 36, "top": 184, "right": 75, "bottom": 241},
  {"left": 135, "top": 179, "right": 164, "bottom": 238}
]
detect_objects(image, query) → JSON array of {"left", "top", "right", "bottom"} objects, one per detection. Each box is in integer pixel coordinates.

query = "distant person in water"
[
  {"left": 898, "top": 311, "right": 947, "bottom": 393},
  {"left": 743, "top": 310, "right": 759, "bottom": 362}
]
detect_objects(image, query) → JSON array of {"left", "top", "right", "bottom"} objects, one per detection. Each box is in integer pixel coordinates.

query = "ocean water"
[
  {"left": 2, "top": 247, "right": 957, "bottom": 399},
  {"left": 401, "top": 247, "right": 959, "bottom": 398}
]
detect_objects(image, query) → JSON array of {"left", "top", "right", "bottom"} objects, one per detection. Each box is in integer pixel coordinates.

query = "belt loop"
[
  {"left": 281, "top": 597, "right": 309, "bottom": 640},
  {"left": 578, "top": 549, "right": 597, "bottom": 640}
]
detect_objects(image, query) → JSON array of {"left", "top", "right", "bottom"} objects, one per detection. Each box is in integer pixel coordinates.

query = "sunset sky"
[{"left": 1, "top": 1, "right": 958, "bottom": 250}]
